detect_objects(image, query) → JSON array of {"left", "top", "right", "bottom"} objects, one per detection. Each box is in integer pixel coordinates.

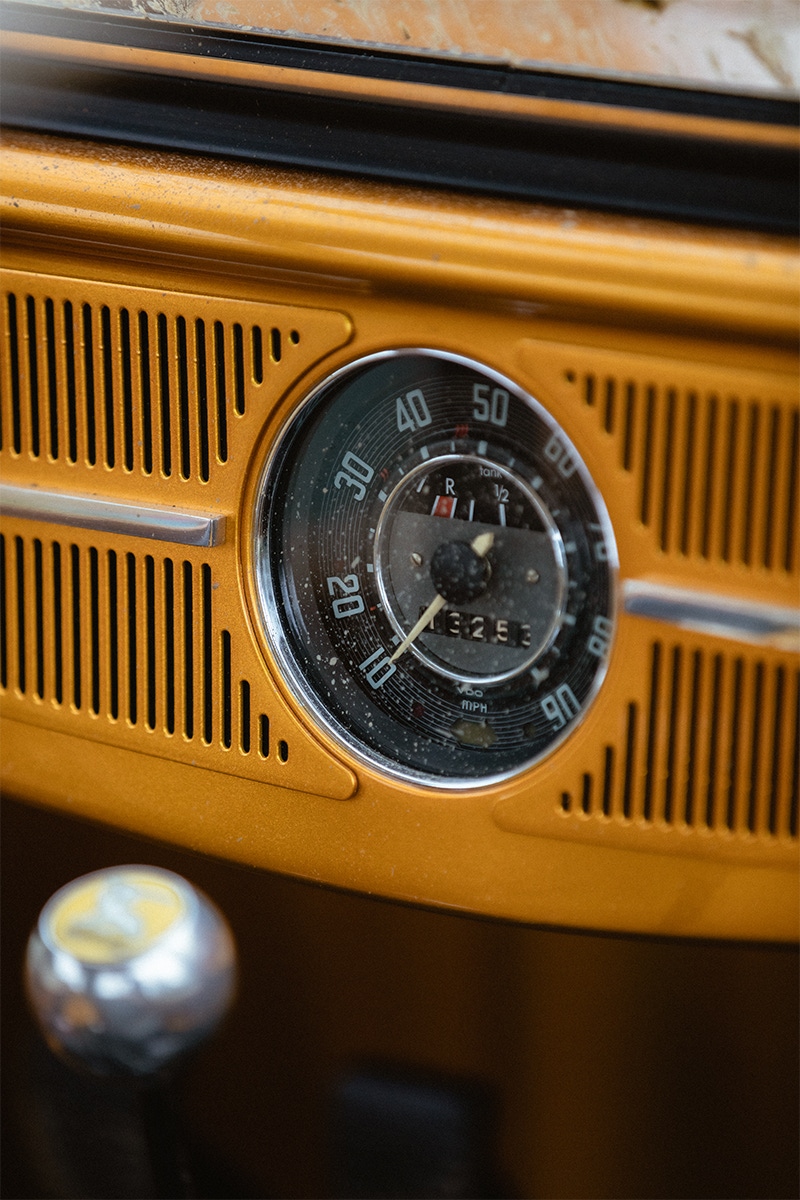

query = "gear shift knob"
[{"left": 25, "top": 865, "right": 237, "bottom": 1078}]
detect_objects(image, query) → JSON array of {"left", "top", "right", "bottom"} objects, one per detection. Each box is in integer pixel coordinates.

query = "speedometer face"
[{"left": 255, "top": 351, "right": 616, "bottom": 787}]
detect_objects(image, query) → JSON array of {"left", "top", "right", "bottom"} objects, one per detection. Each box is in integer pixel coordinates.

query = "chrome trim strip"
[
  {"left": 623, "top": 580, "right": 800, "bottom": 650},
  {"left": 0, "top": 485, "right": 226, "bottom": 547}
]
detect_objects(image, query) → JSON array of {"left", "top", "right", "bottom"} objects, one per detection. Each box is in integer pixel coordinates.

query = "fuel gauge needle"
[{"left": 391, "top": 531, "right": 494, "bottom": 663}]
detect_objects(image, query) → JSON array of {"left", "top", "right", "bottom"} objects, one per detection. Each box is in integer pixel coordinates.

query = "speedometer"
[{"left": 255, "top": 351, "right": 617, "bottom": 787}]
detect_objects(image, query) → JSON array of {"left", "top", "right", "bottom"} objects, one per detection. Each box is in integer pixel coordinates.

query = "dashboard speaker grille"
[
  {"left": 0, "top": 270, "right": 353, "bottom": 502},
  {"left": 560, "top": 639, "right": 799, "bottom": 842},
  {"left": 2, "top": 288, "right": 302, "bottom": 483},
  {"left": 569, "top": 370, "right": 799, "bottom": 573},
  {"left": 0, "top": 530, "right": 283, "bottom": 766}
]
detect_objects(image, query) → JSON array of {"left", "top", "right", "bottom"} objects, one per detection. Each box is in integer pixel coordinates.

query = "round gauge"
[{"left": 255, "top": 350, "right": 616, "bottom": 788}]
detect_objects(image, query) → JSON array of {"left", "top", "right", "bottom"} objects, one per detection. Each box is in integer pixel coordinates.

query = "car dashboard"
[{"left": 0, "top": 3, "right": 798, "bottom": 1196}]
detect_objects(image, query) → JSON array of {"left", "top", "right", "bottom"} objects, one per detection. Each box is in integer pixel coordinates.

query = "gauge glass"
[{"left": 255, "top": 350, "right": 616, "bottom": 787}]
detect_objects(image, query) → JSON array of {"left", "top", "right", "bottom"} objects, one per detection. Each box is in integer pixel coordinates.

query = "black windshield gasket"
[
  {"left": 2, "top": 4, "right": 798, "bottom": 233},
  {"left": 3, "top": 1, "right": 798, "bottom": 123}
]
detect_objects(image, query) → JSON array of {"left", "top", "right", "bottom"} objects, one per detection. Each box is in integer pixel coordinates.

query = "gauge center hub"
[{"left": 429, "top": 539, "right": 491, "bottom": 604}]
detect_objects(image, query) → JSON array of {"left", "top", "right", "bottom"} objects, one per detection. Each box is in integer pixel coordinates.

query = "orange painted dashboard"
[{"left": 1, "top": 9, "right": 798, "bottom": 943}]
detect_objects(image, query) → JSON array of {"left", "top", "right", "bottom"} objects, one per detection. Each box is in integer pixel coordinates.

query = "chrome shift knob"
[{"left": 25, "top": 865, "right": 237, "bottom": 1078}]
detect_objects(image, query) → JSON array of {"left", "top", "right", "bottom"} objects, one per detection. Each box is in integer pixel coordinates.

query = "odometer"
[{"left": 255, "top": 351, "right": 617, "bottom": 787}]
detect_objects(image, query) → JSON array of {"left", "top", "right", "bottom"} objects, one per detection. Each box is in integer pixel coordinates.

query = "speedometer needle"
[{"left": 390, "top": 531, "right": 494, "bottom": 662}]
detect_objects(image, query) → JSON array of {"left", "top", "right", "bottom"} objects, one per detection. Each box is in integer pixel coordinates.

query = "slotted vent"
[
  {"left": 2, "top": 290, "right": 300, "bottom": 483},
  {"left": 567, "top": 371, "right": 800, "bottom": 573},
  {"left": 560, "top": 640, "right": 799, "bottom": 840},
  {"left": 0, "top": 532, "right": 283, "bottom": 762}
]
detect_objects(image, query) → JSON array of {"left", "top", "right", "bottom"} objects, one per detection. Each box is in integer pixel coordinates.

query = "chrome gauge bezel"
[{"left": 253, "top": 349, "right": 618, "bottom": 791}]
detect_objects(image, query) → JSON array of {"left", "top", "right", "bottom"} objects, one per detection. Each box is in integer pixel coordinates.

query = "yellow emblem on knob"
[{"left": 48, "top": 868, "right": 187, "bottom": 964}]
